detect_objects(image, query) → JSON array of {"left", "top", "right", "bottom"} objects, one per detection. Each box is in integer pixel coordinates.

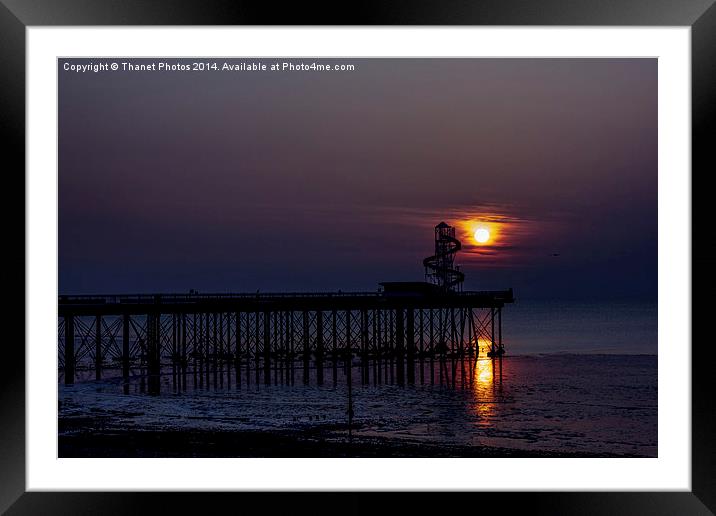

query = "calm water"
[
  {"left": 504, "top": 300, "right": 657, "bottom": 355},
  {"left": 59, "top": 301, "right": 658, "bottom": 456}
]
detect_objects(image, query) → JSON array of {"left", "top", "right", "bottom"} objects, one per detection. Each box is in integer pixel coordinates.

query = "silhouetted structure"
[
  {"left": 423, "top": 222, "right": 465, "bottom": 292},
  {"left": 58, "top": 223, "right": 513, "bottom": 388}
]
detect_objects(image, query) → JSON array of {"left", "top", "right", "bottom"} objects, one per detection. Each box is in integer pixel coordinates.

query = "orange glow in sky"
[{"left": 458, "top": 217, "right": 506, "bottom": 252}]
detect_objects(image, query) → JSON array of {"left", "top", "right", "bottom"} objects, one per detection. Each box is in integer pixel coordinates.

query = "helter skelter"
[{"left": 423, "top": 221, "right": 466, "bottom": 292}]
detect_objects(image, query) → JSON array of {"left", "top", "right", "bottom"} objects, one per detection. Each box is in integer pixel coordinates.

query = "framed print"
[{"left": 2, "top": 0, "right": 715, "bottom": 513}]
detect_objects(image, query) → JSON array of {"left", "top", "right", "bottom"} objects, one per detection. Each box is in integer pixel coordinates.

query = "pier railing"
[{"left": 59, "top": 289, "right": 513, "bottom": 305}]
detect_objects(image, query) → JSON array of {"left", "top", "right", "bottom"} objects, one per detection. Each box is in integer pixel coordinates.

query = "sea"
[{"left": 58, "top": 301, "right": 658, "bottom": 457}]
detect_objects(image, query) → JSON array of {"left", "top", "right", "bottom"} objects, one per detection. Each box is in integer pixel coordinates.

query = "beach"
[{"left": 59, "top": 354, "right": 657, "bottom": 458}]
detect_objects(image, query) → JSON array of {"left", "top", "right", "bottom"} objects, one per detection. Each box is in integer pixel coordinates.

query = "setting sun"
[{"left": 474, "top": 228, "right": 490, "bottom": 244}]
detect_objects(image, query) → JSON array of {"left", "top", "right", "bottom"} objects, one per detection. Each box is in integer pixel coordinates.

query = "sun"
[{"left": 474, "top": 228, "right": 490, "bottom": 244}]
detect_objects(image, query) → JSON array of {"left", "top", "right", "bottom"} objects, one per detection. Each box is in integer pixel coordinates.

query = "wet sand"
[
  {"left": 59, "top": 416, "right": 641, "bottom": 458},
  {"left": 59, "top": 354, "right": 658, "bottom": 457}
]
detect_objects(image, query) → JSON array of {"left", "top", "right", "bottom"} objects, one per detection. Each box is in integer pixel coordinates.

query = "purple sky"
[{"left": 59, "top": 58, "right": 657, "bottom": 301}]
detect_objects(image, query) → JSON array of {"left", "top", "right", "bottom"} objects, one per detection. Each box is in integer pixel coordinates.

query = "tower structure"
[{"left": 423, "top": 222, "right": 465, "bottom": 292}]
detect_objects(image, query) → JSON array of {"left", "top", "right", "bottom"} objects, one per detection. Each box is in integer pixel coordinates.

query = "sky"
[{"left": 59, "top": 58, "right": 657, "bottom": 302}]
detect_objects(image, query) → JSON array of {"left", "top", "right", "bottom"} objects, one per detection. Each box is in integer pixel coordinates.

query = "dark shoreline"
[{"left": 59, "top": 417, "right": 646, "bottom": 458}]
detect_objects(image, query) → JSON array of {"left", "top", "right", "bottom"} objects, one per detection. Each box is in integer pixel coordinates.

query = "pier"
[
  {"left": 58, "top": 222, "right": 514, "bottom": 391},
  {"left": 58, "top": 288, "right": 514, "bottom": 389}
]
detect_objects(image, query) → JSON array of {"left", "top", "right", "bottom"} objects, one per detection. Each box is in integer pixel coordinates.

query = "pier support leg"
[
  {"left": 205, "top": 314, "right": 211, "bottom": 387},
  {"left": 235, "top": 312, "right": 241, "bottom": 385},
  {"left": 64, "top": 315, "right": 75, "bottom": 385},
  {"left": 254, "top": 312, "right": 260, "bottom": 385},
  {"left": 316, "top": 311, "right": 324, "bottom": 386},
  {"left": 245, "top": 312, "right": 251, "bottom": 387},
  {"left": 429, "top": 309, "right": 435, "bottom": 385},
  {"left": 192, "top": 314, "right": 198, "bottom": 388},
  {"left": 180, "top": 314, "right": 186, "bottom": 366},
  {"left": 396, "top": 309, "right": 405, "bottom": 386},
  {"left": 213, "top": 313, "right": 219, "bottom": 387},
  {"left": 171, "top": 314, "right": 177, "bottom": 391},
  {"left": 345, "top": 310, "right": 352, "bottom": 375},
  {"left": 223, "top": 313, "right": 229, "bottom": 389},
  {"left": 492, "top": 307, "right": 495, "bottom": 356},
  {"left": 302, "top": 311, "right": 310, "bottom": 385},
  {"left": 172, "top": 314, "right": 177, "bottom": 364},
  {"left": 360, "top": 309, "right": 368, "bottom": 385},
  {"left": 147, "top": 313, "right": 161, "bottom": 395},
  {"left": 406, "top": 308, "right": 415, "bottom": 385},
  {"left": 95, "top": 314, "right": 102, "bottom": 380},
  {"left": 280, "top": 312, "right": 287, "bottom": 385},
  {"left": 377, "top": 310, "right": 384, "bottom": 384},
  {"left": 332, "top": 310, "right": 338, "bottom": 386},
  {"left": 467, "top": 308, "right": 473, "bottom": 356},
  {"left": 347, "top": 338, "right": 353, "bottom": 439},
  {"left": 264, "top": 311, "right": 271, "bottom": 385},
  {"left": 419, "top": 309, "right": 424, "bottom": 385},
  {"left": 288, "top": 311, "right": 295, "bottom": 386},
  {"left": 486, "top": 306, "right": 504, "bottom": 358},
  {"left": 345, "top": 310, "right": 354, "bottom": 438},
  {"left": 389, "top": 310, "right": 394, "bottom": 384},
  {"left": 450, "top": 307, "right": 457, "bottom": 355},
  {"left": 372, "top": 310, "right": 378, "bottom": 386},
  {"left": 180, "top": 314, "right": 187, "bottom": 391},
  {"left": 498, "top": 306, "right": 503, "bottom": 353},
  {"left": 122, "top": 314, "right": 130, "bottom": 384},
  {"left": 273, "top": 312, "right": 279, "bottom": 386}
]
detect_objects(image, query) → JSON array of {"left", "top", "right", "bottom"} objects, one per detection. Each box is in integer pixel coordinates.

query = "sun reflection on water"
[
  {"left": 475, "top": 356, "right": 494, "bottom": 385},
  {"left": 471, "top": 338, "right": 503, "bottom": 422}
]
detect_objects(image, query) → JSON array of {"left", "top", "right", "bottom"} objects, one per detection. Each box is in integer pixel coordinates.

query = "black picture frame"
[{"left": 2, "top": 1, "right": 714, "bottom": 513}]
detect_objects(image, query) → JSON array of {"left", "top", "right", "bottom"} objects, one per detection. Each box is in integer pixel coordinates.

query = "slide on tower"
[{"left": 423, "top": 222, "right": 465, "bottom": 291}]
